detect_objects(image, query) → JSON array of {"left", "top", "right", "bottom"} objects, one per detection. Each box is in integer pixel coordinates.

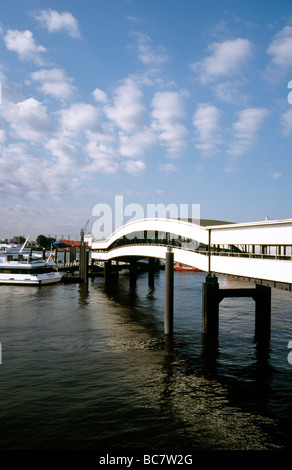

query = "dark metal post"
[
  {"left": 84, "top": 249, "right": 89, "bottom": 284},
  {"left": 129, "top": 259, "right": 137, "bottom": 287},
  {"left": 79, "top": 244, "right": 88, "bottom": 283},
  {"left": 79, "top": 245, "right": 84, "bottom": 280},
  {"left": 165, "top": 249, "right": 174, "bottom": 335},
  {"left": 202, "top": 274, "right": 219, "bottom": 337},
  {"left": 207, "top": 229, "right": 211, "bottom": 273},
  {"left": 148, "top": 257, "right": 155, "bottom": 288},
  {"left": 104, "top": 260, "right": 112, "bottom": 283},
  {"left": 255, "top": 284, "right": 271, "bottom": 341}
]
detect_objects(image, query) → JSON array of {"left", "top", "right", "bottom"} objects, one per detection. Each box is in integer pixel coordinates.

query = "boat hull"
[
  {"left": 0, "top": 272, "right": 62, "bottom": 285},
  {"left": 174, "top": 263, "right": 202, "bottom": 272}
]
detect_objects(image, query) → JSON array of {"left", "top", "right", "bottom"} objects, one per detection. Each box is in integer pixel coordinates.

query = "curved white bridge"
[{"left": 92, "top": 217, "right": 292, "bottom": 288}]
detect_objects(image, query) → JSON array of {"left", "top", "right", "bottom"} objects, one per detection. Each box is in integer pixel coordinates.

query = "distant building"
[
  {"left": 60, "top": 239, "right": 88, "bottom": 247},
  {"left": 13, "top": 235, "right": 26, "bottom": 244}
]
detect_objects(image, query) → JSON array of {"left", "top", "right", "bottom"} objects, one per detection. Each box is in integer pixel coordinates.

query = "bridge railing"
[
  {"left": 93, "top": 241, "right": 292, "bottom": 262},
  {"left": 211, "top": 251, "right": 292, "bottom": 261}
]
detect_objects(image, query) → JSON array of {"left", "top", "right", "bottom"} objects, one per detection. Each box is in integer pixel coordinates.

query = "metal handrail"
[{"left": 94, "top": 242, "right": 292, "bottom": 262}]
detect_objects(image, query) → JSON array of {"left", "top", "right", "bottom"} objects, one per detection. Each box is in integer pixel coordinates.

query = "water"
[{"left": 0, "top": 270, "right": 291, "bottom": 451}]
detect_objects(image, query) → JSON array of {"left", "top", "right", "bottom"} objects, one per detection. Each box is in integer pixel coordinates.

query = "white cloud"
[
  {"left": 280, "top": 109, "right": 292, "bottom": 136},
  {"left": 104, "top": 78, "right": 146, "bottom": 133},
  {"left": 158, "top": 163, "right": 178, "bottom": 172},
  {"left": 122, "top": 159, "right": 146, "bottom": 175},
  {"left": 57, "top": 102, "right": 100, "bottom": 136},
  {"left": 191, "top": 38, "right": 252, "bottom": 83},
  {"left": 31, "top": 68, "right": 75, "bottom": 99},
  {"left": 226, "top": 107, "right": 269, "bottom": 170},
  {"left": 0, "top": 129, "right": 6, "bottom": 143},
  {"left": 267, "top": 25, "right": 292, "bottom": 68},
  {"left": 33, "top": 9, "right": 81, "bottom": 38},
  {"left": 193, "top": 103, "right": 222, "bottom": 157},
  {"left": 131, "top": 31, "right": 169, "bottom": 66},
  {"left": 119, "top": 128, "right": 156, "bottom": 159},
  {"left": 270, "top": 171, "right": 283, "bottom": 179},
  {"left": 0, "top": 143, "right": 49, "bottom": 199},
  {"left": 0, "top": 70, "right": 23, "bottom": 103},
  {"left": 45, "top": 137, "right": 82, "bottom": 171},
  {"left": 213, "top": 80, "right": 249, "bottom": 105},
  {"left": 85, "top": 141, "right": 120, "bottom": 174},
  {"left": 92, "top": 88, "right": 108, "bottom": 104},
  {"left": 1, "top": 97, "right": 55, "bottom": 142},
  {"left": 151, "top": 91, "right": 188, "bottom": 158},
  {"left": 4, "top": 29, "right": 46, "bottom": 64}
]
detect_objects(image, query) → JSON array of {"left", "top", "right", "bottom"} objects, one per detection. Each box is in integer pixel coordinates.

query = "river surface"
[{"left": 0, "top": 269, "right": 291, "bottom": 452}]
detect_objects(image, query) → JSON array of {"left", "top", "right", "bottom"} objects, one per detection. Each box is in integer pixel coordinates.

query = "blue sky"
[{"left": 1, "top": 0, "right": 292, "bottom": 240}]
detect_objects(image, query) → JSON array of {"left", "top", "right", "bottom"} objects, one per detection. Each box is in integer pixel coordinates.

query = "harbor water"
[{"left": 0, "top": 269, "right": 291, "bottom": 451}]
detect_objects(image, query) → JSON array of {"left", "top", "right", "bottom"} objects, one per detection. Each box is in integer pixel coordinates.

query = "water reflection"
[
  {"left": 96, "top": 271, "right": 286, "bottom": 450},
  {"left": 78, "top": 282, "right": 89, "bottom": 306},
  {"left": 0, "top": 268, "right": 289, "bottom": 450}
]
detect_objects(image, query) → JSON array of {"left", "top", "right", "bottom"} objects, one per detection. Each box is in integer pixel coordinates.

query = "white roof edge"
[{"left": 206, "top": 218, "right": 292, "bottom": 230}]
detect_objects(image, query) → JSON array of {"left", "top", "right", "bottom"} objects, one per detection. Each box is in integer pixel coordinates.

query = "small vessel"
[
  {"left": 174, "top": 262, "right": 202, "bottom": 272},
  {"left": 0, "top": 252, "right": 62, "bottom": 285}
]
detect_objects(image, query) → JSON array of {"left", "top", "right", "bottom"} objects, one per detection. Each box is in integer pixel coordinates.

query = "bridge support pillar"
[
  {"left": 255, "top": 284, "right": 271, "bottom": 341},
  {"left": 202, "top": 274, "right": 219, "bottom": 337},
  {"left": 129, "top": 259, "right": 137, "bottom": 286},
  {"left": 202, "top": 275, "right": 271, "bottom": 341},
  {"left": 148, "top": 257, "right": 155, "bottom": 287},
  {"left": 104, "top": 260, "right": 112, "bottom": 283},
  {"left": 164, "top": 250, "right": 174, "bottom": 335}
]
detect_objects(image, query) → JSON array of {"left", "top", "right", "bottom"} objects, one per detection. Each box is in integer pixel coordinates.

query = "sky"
[{"left": 1, "top": 0, "right": 292, "bottom": 240}]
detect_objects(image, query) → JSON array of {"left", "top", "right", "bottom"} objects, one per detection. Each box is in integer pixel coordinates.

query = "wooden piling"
[{"left": 79, "top": 244, "right": 89, "bottom": 284}]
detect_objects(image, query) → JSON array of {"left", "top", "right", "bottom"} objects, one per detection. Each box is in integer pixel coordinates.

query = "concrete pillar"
[
  {"left": 255, "top": 284, "right": 271, "bottom": 341},
  {"left": 164, "top": 250, "right": 174, "bottom": 335},
  {"left": 202, "top": 274, "right": 219, "bottom": 337}
]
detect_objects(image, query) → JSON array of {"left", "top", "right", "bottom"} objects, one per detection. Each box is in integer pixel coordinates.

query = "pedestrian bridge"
[{"left": 91, "top": 217, "right": 292, "bottom": 289}]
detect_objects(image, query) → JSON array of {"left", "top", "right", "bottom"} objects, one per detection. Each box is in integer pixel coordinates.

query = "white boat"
[{"left": 0, "top": 252, "right": 62, "bottom": 286}]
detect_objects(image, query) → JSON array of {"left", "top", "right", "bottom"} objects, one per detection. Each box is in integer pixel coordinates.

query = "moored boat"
[
  {"left": 0, "top": 252, "right": 62, "bottom": 285},
  {"left": 174, "top": 262, "right": 202, "bottom": 272}
]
